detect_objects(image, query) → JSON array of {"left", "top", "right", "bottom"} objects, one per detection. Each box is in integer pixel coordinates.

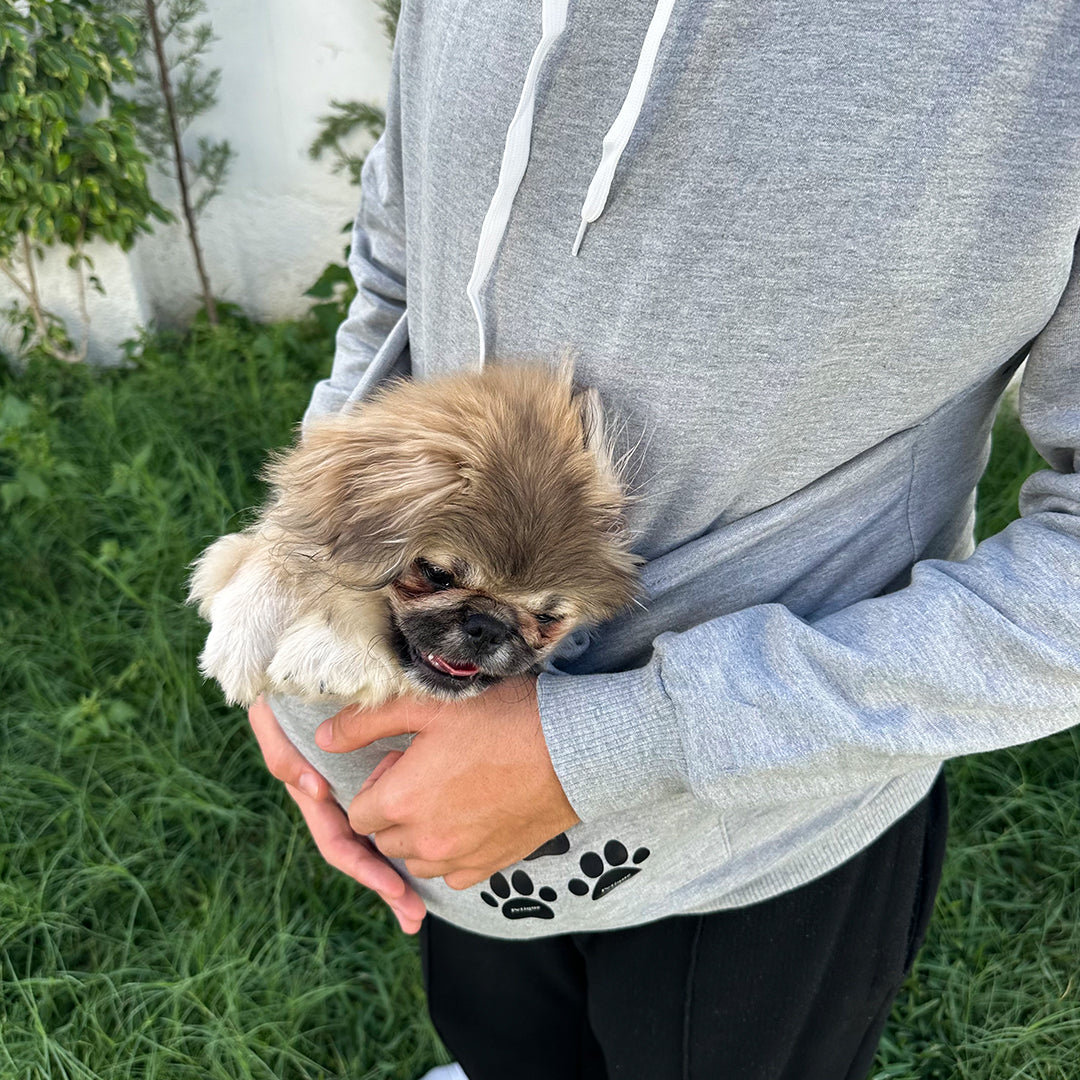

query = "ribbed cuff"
[{"left": 536, "top": 663, "right": 689, "bottom": 822}]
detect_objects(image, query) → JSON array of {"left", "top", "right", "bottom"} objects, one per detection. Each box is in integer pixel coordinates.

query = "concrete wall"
[{"left": 1, "top": 0, "right": 393, "bottom": 363}]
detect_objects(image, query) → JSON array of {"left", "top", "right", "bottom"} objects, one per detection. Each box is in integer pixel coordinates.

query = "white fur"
[
  {"left": 190, "top": 530, "right": 407, "bottom": 707},
  {"left": 192, "top": 535, "right": 300, "bottom": 705},
  {"left": 188, "top": 532, "right": 258, "bottom": 621},
  {"left": 266, "top": 608, "right": 406, "bottom": 707}
]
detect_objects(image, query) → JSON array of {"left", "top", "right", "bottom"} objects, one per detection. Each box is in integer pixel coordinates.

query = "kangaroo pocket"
[
  {"left": 560, "top": 425, "right": 921, "bottom": 676},
  {"left": 559, "top": 358, "right": 1016, "bottom": 678}
]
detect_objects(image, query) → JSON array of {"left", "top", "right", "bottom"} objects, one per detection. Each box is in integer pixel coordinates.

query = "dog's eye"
[
  {"left": 534, "top": 612, "right": 563, "bottom": 626},
  {"left": 418, "top": 560, "right": 455, "bottom": 589}
]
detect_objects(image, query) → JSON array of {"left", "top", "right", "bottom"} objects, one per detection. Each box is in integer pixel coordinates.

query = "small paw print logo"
[
  {"left": 481, "top": 870, "right": 558, "bottom": 920},
  {"left": 568, "top": 840, "right": 650, "bottom": 900}
]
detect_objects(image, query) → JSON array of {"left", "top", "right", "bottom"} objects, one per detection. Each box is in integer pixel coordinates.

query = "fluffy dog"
[{"left": 189, "top": 363, "right": 638, "bottom": 708}]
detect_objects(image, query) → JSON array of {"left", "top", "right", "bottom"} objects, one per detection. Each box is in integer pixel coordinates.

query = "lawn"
[{"left": 1, "top": 320, "right": 1076, "bottom": 1079}]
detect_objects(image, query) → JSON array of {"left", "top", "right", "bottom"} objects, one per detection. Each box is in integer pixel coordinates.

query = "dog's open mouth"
[
  {"left": 416, "top": 650, "right": 481, "bottom": 679},
  {"left": 390, "top": 619, "right": 500, "bottom": 696}
]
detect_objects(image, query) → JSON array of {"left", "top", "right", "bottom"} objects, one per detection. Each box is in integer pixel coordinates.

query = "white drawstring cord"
[
  {"left": 466, "top": 0, "right": 678, "bottom": 361},
  {"left": 572, "top": 0, "right": 677, "bottom": 256},
  {"left": 466, "top": 0, "right": 570, "bottom": 368}
]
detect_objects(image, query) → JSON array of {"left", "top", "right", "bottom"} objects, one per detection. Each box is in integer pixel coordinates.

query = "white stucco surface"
[{"left": 1, "top": 0, "right": 392, "bottom": 363}]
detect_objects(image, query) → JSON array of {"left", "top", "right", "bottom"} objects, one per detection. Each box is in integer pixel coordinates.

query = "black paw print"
[
  {"left": 568, "top": 840, "right": 650, "bottom": 900},
  {"left": 481, "top": 870, "right": 558, "bottom": 920},
  {"left": 525, "top": 832, "right": 571, "bottom": 860}
]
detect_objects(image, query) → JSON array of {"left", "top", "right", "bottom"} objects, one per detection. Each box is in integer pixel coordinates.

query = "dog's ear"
[
  {"left": 573, "top": 385, "right": 623, "bottom": 502},
  {"left": 264, "top": 411, "right": 468, "bottom": 583}
]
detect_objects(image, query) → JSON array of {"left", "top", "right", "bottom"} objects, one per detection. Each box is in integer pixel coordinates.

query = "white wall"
[{"left": 1, "top": 0, "right": 393, "bottom": 363}]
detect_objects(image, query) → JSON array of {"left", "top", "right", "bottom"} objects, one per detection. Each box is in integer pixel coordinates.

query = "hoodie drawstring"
[
  {"left": 468, "top": 0, "right": 677, "bottom": 366},
  {"left": 466, "top": 0, "right": 570, "bottom": 369},
  {"left": 572, "top": 0, "right": 676, "bottom": 256}
]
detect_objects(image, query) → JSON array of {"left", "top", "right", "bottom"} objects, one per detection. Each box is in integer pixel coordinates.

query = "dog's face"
[
  {"left": 386, "top": 553, "right": 601, "bottom": 697},
  {"left": 266, "top": 364, "right": 640, "bottom": 698}
]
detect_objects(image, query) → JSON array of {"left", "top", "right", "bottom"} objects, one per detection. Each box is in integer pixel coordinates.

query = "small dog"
[{"left": 189, "top": 363, "right": 639, "bottom": 708}]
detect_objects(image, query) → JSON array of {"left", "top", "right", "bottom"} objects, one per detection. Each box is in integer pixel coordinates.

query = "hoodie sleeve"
[
  {"left": 538, "top": 236, "right": 1080, "bottom": 822},
  {"left": 303, "top": 47, "right": 408, "bottom": 427}
]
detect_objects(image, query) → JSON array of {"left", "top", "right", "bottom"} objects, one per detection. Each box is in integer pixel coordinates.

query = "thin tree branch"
[
  {"left": 0, "top": 260, "right": 36, "bottom": 309},
  {"left": 144, "top": 0, "right": 218, "bottom": 324},
  {"left": 72, "top": 228, "right": 90, "bottom": 362},
  {"left": 20, "top": 233, "right": 45, "bottom": 323},
  {"left": 4, "top": 236, "right": 80, "bottom": 362},
  {"left": 16, "top": 234, "right": 50, "bottom": 348}
]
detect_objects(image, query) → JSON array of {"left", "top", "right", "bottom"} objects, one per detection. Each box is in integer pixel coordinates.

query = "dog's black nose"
[{"left": 462, "top": 612, "right": 509, "bottom": 649}]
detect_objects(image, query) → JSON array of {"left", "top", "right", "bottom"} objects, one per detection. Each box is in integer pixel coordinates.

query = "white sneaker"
[{"left": 418, "top": 1066, "right": 468, "bottom": 1080}]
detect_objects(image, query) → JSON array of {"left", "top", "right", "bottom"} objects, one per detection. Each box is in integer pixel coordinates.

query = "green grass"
[
  {"left": 0, "top": 316, "right": 446, "bottom": 1080},
  {"left": 1, "top": 334, "right": 1075, "bottom": 1079}
]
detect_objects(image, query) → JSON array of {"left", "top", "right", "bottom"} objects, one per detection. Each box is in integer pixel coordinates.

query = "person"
[{"left": 248, "top": 2, "right": 1080, "bottom": 1077}]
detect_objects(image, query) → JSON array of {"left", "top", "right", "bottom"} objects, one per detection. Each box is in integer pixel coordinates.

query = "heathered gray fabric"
[{"left": 273, "top": 0, "right": 1080, "bottom": 938}]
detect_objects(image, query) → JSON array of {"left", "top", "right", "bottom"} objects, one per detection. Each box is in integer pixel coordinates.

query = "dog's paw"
[
  {"left": 266, "top": 616, "right": 403, "bottom": 706},
  {"left": 481, "top": 870, "right": 557, "bottom": 920},
  {"left": 195, "top": 547, "right": 296, "bottom": 706},
  {"left": 199, "top": 623, "right": 271, "bottom": 707},
  {"left": 567, "top": 840, "right": 650, "bottom": 900},
  {"left": 188, "top": 533, "right": 259, "bottom": 619}
]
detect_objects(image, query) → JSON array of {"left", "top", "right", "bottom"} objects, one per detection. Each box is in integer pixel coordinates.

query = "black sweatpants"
[{"left": 421, "top": 773, "right": 948, "bottom": 1080}]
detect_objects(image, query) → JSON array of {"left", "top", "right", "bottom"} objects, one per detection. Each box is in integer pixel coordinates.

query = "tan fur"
[{"left": 188, "top": 362, "right": 639, "bottom": 706}]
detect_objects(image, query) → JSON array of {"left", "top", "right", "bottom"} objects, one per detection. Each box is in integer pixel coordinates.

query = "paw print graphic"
[
  {"left": 481, "top": 869, "right": 558, "bottom": 920},
  {"left": 568, "top": 840, "right": 650, "bottom": 900},
  {"left": 525, "top": 832, "right": 571, "bottom": 860}
]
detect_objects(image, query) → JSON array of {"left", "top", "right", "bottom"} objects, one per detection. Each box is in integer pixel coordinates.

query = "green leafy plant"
[
  {"left": 0, "top": 0, "right": 171, "bottom": 362},
  {"left": 0, "top": 389, "right": 79, "bottom": 508},
  {"left": 308, "top": 99, "right": 386, "bottom": 189},
  {"left": 303, "top": 240, "right": 357, "bottom": 338}
]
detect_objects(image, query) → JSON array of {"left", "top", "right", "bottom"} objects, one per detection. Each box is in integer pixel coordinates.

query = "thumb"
[{"left": 315, "top": 696, "right": 432, "bottom": 751}]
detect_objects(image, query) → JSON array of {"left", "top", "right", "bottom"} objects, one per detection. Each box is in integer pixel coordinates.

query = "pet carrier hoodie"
[{"left": 270, "top": 0, "right": 1080, "bottom": 937}]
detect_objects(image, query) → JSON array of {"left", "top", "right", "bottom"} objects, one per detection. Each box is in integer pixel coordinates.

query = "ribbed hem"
[
  {"left": 678, "top": 763, "right": 943, "bottom": 912},
  {"left": 537, "top": 663, "right": 689, "bottom": 821}
]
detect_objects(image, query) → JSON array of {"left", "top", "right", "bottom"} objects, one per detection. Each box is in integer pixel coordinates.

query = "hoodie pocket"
[
  {"left": 568, "top": 417, "right": 923, "bottom": 676},
  {"left": 569, "top": 358, "right": 1021, "bottom": 679}
]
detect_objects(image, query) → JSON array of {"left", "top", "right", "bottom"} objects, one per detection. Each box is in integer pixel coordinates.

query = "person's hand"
[
  {"left": 314, "top": 676, "right": 580, "bottom": 890},
  {"left": 247, "top": 696, "right": 427, "bottom": 934}
]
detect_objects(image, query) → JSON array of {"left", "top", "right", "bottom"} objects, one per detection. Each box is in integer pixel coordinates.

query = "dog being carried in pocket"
[{"left": 189, "top": 362, "right": 640, "bottom": 709}]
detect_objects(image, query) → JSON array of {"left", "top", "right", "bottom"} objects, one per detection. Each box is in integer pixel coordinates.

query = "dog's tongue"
[{"left": 428, "top": 654, "right": 480, "bottom": 677}]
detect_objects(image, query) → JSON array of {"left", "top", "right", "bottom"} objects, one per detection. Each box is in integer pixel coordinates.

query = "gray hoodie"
[{"left": 271, "top": 0, "right": 1080, "bottom": 937}]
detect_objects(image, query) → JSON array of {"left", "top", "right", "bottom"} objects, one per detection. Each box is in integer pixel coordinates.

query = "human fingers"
[
  {"left": 345, "top": 749, "right": 409, "bottom": 837},
  {"left": 315, "top": 695, "right": 437, "bottom": 753},
  {"left": 248, "top": 696, "right": 329, "bottom": 801},
  {"left": 400, "top": 854, "right": 488, "bottom": 891},
  {"left": 370, "top": 825, "right": 488, "bottom": 888},
  {"left": 290, "top": 784, "right": 406, "bottom": 897},
  {"left": 347, "top": 780, "right": 396, "bottom": 837},
  {"left": 286, "top": 783, "right": 427, "bottom": 933},
  {"left": 370, "top": 828, "right": 468, "bottom": 883},
  {"left": 441, "top": 868, "right": 488, "bottom": 890},
  {"left": 358, "top": 750, "right": 404, "bottom": 794}
]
